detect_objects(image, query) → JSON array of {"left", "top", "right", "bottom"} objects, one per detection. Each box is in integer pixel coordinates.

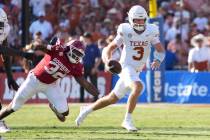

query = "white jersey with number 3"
[{"left": 113, "top": 23, "right": 160, "bottom": 71}]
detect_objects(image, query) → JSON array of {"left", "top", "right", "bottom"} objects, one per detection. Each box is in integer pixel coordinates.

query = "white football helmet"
[
  {"left": 128, "top": 5, "right": 148, "bottom": 31},
  {"left": 0, "top": 8, "right": 10, "bottom": 42}
]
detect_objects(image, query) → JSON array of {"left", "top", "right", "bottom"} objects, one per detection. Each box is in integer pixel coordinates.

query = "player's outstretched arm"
[
  {"left": 0, "top": 40, "right": 35, "bottom": 60},
  {"left": 74, "top": 76, "right": 99, "bottom": 97}
]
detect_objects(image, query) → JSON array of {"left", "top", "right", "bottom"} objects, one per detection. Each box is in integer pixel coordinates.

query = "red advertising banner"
[{"left": 0, "top": 72, "right": 112, "bottom": 104}]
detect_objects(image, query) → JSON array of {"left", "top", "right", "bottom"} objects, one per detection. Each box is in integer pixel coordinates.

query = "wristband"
[{"left": 154, "top": 51, "right": 165, "bottom": 63}]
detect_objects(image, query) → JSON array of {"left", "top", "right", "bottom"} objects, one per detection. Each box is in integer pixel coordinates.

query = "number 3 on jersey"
[{"left": 133, "top": 46, "right": 144, "bottom": 61}]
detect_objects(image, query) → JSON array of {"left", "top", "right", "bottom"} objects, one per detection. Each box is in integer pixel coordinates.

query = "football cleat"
[
  {"left": 121, "top": 119, "right": 138, "bottom": 132},
  {"left": 0, "top": 120, "right": 10, "bottom": 133},
  {"left": 49, "top": 103, "right": 65, "bottom": 122},
  {"left": 75, "top": 106, "right": 89, "bottom": 127}
]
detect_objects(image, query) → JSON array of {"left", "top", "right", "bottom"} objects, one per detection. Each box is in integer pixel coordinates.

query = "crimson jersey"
[{"left": 32, "top": 45, "right": 83, "bottom": 84}]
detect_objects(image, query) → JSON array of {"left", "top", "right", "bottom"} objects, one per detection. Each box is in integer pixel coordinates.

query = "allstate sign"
[
  {"left": 164, "top": 71, "right": 210, "bottom": 103},
  {"left": 112, "top": 71, "right": 210, "bottom": 104}
]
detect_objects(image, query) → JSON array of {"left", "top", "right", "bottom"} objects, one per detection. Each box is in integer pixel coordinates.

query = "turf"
[{"left": 1, "top": 104, "right": 210, "bottom": 140}]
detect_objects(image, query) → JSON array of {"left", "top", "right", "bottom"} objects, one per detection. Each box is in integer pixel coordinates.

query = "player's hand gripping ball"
[{"left": 106, "top": 60, "right": 122, "bottom": 74}]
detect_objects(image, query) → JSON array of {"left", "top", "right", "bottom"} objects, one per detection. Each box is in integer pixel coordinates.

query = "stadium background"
[
  {"left": 0, "top": 0, "right": 210, "bottom": 104},
  {"left": 0, "top": 1, "right": 210, "bottom": 140}
]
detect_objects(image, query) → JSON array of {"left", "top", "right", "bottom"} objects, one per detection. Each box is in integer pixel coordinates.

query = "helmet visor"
[{"left": 71, "top": 48, "right": 84, "bottom": 63}]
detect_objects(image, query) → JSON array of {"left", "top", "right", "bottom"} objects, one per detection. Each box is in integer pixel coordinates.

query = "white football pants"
[
  {"left": 112, "top": 65, "right": 142, "bottom": 99},
  {"left": 11, "top": 72, "right": 68, "bottom": 113}
]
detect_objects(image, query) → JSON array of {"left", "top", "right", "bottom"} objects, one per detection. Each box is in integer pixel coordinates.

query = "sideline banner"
[
  {"left": 1, "top": 71, "right": 210, "bottom": 104},
  {"left": 164, "top": 71, "right": 210, "bottom": 104},
  {"left": 112, "top": 71, "right": 210, "bottom": 104},
  {"left": 0, "top": 72, "right": 111, "bottom": 103}
]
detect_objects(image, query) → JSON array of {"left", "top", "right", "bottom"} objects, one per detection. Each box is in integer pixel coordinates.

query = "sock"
[
  {"left": 125, "top": 112, "right": 132, "bottom": 121},
  {"left": 84, "top": 106, "right": 93, "bottom": 114}
]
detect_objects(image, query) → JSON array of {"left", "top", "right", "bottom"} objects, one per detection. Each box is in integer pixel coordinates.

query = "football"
[{"left": 106, "top": 60, "right": 122, "bottom": 74}]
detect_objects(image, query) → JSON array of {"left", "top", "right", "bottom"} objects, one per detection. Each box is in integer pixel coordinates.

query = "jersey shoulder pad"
[
  {"left": 117, "top": 23, "right": 131, "bottom": 36},
  {"left": 147, "top": 24, "right": 159, "bottom": 33},
  {"left": 147, "top": 23, "right": 159, "bottom": 37}
]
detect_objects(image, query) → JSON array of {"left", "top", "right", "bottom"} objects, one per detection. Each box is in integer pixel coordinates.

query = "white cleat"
[
  {"left": 0, "top": 120, "right": 10, "bottom": 133},
  {"left": 121, "top": 120, "right": 138, "bottom": 132},
  {"left": 75, "top": 106, "right": 89, "bottom": 127}
]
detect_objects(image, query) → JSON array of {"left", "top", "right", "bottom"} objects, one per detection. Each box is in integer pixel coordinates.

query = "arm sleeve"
[
  {"left": 1, "top": 40, "right": 13, "bottom": 80},
  {"left": 113, "top": 24, "right": 124, "bottom": 47},
  {"left": 151, "top": 25, "right": 161, "bottom": 45}
]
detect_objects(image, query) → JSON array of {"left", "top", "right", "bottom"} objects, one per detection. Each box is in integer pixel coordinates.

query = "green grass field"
[{"left": 0, "top": 104, "right": 210, "bottom": 140}]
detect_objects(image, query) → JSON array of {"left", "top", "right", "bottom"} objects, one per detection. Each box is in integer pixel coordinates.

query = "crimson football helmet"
[{"left": 65, "top": 40, "right": 85, "bottom": 64}]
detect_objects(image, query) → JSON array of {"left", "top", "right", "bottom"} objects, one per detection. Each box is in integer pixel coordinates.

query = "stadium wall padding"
[
  {"left": 1, "top": 71, "right": 210, "bottom": 104},
  {"left": 113, "top": 71, "right": 210, "bottom": 104}
]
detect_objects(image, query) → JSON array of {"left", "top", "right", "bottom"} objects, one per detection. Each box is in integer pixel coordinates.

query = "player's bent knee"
[
  {"left": 57, "top": 106, "right": 69, "bottom": 115},
  {"left": 132, "top": 82, "right": 143, "bottom": 96},
  {"left": 62, "top": 110, "right": 69, "bottom": 116},
  {"left": 137, "top": 82, "right": 143, "bottom": 91},
  {"left": 108, "top": 93, "right": 119, "bottom": 104}
]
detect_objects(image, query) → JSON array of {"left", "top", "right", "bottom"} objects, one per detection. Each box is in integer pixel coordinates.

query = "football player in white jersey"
[
  {"left": 75, "top": 5, "right": 165, "bottom": 131},
  {"left": 0, "top": 8, "right": 35, "bottom": 133},
  {"left": 0, "top": 8, "right": 36, "bottom": 90}
]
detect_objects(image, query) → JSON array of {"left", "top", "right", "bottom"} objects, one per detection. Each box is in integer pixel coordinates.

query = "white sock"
[
  {"left": 84, "top": 106, "right": 93, "bottom": 114},
  {"left": 124, "top": 112, "right": 132, "bottom": 121}
]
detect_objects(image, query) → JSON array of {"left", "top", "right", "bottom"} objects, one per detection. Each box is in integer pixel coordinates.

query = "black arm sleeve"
[
  {"left": 0, "top": 40, "right": 35, "bottom": 60},
  {"left": 1, "top": 40, "right": 13, "bottom": 80},
  {"left": 0, "top": 44, "right": 24, "bottom": 56}
]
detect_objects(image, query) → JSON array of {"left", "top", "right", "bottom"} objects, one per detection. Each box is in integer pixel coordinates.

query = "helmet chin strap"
[
  {"left": 69, "top": 57, "right": 77, "bottom": 63},
  {"left": 132, "top": 22, "right": 146, "bottom": 32}
]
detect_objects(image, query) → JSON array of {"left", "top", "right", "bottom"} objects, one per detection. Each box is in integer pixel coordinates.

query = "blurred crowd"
[{"left": 0, "top": 0, "right": 210, "bottom": 72}]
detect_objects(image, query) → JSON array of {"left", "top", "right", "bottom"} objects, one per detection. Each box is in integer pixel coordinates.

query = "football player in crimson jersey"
[
  {"left": 0, "top": 39, "right": 99, "bottom": 133},
  {"left": 75, "top": 5, "right": 165, "bottom": 132}
]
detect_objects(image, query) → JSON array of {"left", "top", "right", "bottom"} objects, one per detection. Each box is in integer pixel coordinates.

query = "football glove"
[{"left": 8, "top": 78, "right": 19, "bottom": 91}]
